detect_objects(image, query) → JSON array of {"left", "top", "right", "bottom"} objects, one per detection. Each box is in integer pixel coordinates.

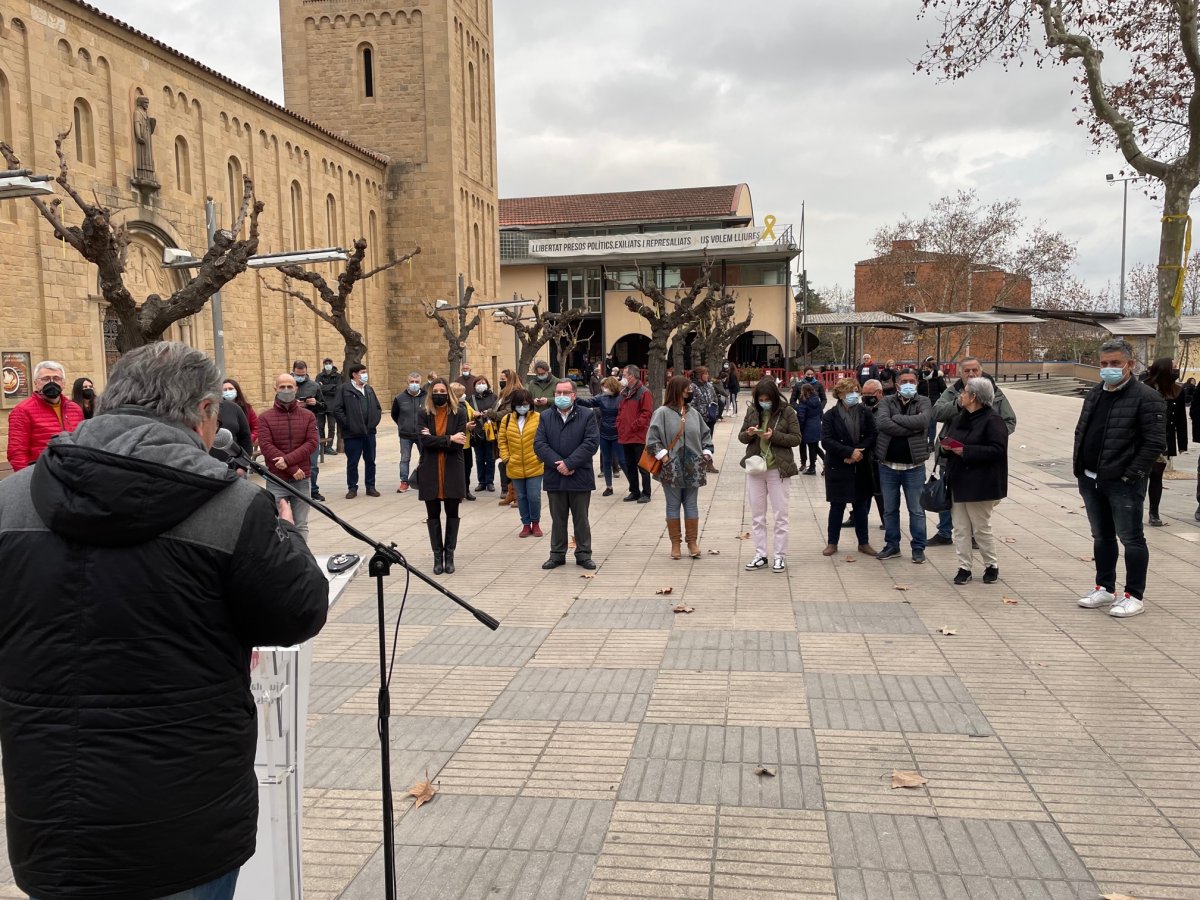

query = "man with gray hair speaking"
[
  {"left": 1074, "top": 338, "right": 1166, "bottom": 619},
  {"left": 0, "top": 342, "right": 329, "bottom": 899}
]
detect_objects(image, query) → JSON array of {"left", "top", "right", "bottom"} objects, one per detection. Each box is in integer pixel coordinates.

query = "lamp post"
[
  {"left": 1106, "top": 173, "right": 1143, "bottom": 317},
  {"left": 0, "top": 169, "right": 55, "bottom": 199}
]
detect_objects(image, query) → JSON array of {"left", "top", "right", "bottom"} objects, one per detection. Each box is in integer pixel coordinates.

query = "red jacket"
[
  {"left": 257, "top": 400, "right": 318, "bottom": 479},
  {"left": 616, "top": 382, "right": 653, "bottom": 444},
  {"left": 6, "top": 394, "right": 85, "bottom": 471}
]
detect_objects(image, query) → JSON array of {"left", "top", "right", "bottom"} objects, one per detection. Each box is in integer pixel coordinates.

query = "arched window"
[
  {"left": 227, "top": 156, "right": 243, "bottom": 231},
  {"left": 473, "top": 222, "right": 482, "bottom": 279},
  {"left": 360, "top": 44, "right": 375, "bottom": 99},
  {"left": 325, "top": 194, "right": 337, "bottom": 246},
  {"left": 0, "top": 70, "right": 11, "bottom": 148},
  {"left": 368, "top": 210, "right": 378, "bottom": 263},
  {"left": 174, "top": 136, "right": 191, "bottom": 193},
  {"left": 73, "top": 98, "right": 95, "bottom": 166},
  {"left": 468, "top": 62, "right": 476, "bottom": 123},
  {"left": 290, "top": 181, "right": 304, "bottom": 248}
]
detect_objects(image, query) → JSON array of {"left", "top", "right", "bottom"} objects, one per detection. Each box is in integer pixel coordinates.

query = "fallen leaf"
[
  {"left": 893, "top": 585, "right": 910, "bottom": 592},
  {"left": 1078, "top": 556, "right": 1093, "bottom": 562},
  {"left": 1002, "top": 537, "right": 1017, "bottom": 544},
  {"left": 580, "top": 573, "right": 595, "bottom": 580},
  {"left": 937, "top": 626, "right": 957, "bottom": 636},
  {"left": 568, "top": 538, "right": 576, "bottom": 548},
  {"left": 1002, "top": 597, "right": 1019, "bottom": 605},
  {"left": 891, "top": 769, "right": 929, "bottom": 789},
  {"left": 655, "top": 587, "right": 674, "bottom": 595},
  {"left": 845, "top": 555, "right": 857, "bottom": 563},
  {"left": 672, "top": 604, "right": 694, "bottom": 614},
  {"left": 1101, "top": 894, "right": 1138, "bottom": 900},
  {"left": 736, "top": 532, "right": 751, "bottom": 540},
  {"left": 754, "top": 766, "right": 776, "bottom": 777},
  {"left": 407, "top": 771, "right": 438, "bottom": 809},
  {"left": 707, "top": 549, "right": 721, "bottom": 555}
]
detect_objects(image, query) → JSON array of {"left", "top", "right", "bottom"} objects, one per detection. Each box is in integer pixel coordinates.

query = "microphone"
[{"left": 213, "top": 427, "right": 248, "bottom": 460}]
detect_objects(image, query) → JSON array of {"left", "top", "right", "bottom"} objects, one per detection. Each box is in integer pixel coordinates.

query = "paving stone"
[
  {"left": 307, "top": 713, "right": 477, "bottom": 751},
  {"left": 312, "top": 622, "right": 434, "bottom": 664},
  {"left": 527, "top": 629, "right": 668, "bottom": 668},
  {"left": 332, "top": 593, "right": 458, "bottom": 626},
  {"left": 486, "top": 668, "right": 657, "bottom": 722},
  {"left": 794, "top": 601, "right": 930, "bottom": 634},
  {"left": 560, "top": 598, "right": 677, "bottom": 629},
  {"left": 646, "top": 671, "right": 809, "bottom": 727},
  {"left": 395, "top": 625, "right": 549, "bottom": 666},
  {"left": 336, "top": 665, "right": 519, "bottom": 717},
  {"left": 806, "top": 673, "right": 993, "bottom": 736},
  {"left": 662, "top": 630, "right": 803, "bottom": 671}
]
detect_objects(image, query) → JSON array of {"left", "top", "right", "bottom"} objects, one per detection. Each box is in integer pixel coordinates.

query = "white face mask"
[
  {"left": 475, "top": 383, "right": 488, "bottom": 394},
  {"left": 619, "top": 377, "right": 629, "bottom": 388},
  {"left": 324, "top": 364, "right": 333, "bottom": 373}
]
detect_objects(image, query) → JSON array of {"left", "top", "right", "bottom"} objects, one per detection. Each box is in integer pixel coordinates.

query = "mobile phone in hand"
[{"left": 940, "top": 438, "right": 964, "bottom": 450}]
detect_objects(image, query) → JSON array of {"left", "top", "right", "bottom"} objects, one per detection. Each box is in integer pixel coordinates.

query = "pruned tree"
[
  {"left": 493, "top": 296, "right": 588, "bottom": 377},
  {"left": 422, "top": 281, "right": 479, "bottom": 375},
  {"left": 550, "top": 314, "right": 586, "bottom": 375},
  {"left": 260, "top": 237, "right": 420, "bottom": 376},
  {"left": 1, "top": 130, "right": 263, "bottom": 353},
  {"left": 696, "top": 295, "right": 754, "bottom": 369},
  {"left": 870, "top": 190, "right": 1075, "bottom": 360},
  {"left": 917, "top": 0, "right": 1200, "bottom": 360}
]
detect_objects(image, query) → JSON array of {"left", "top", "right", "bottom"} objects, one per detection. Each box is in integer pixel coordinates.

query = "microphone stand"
[{"left": 229, "top": 448, "right": 499, "bottom": 900}]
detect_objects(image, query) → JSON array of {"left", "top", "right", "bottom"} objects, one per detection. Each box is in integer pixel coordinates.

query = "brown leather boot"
[
  {"left": 857, "top": 543, "right": 878, "bottom": 557},
  {"left": 666, "top": 519, "right": 682, "bottom": 559},
  {"left": 685, "top": 518, "right": 701, "bottom": 558},
  {"left": 499, "top": 483, "right": 515, "bottom": 506},
  {"left": 821, "top": 544, "right": 837, "bottom": 556}
]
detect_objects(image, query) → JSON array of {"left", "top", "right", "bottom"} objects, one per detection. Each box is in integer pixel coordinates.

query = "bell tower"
[{"left": 278, "top": 0, "right": 502, "bottom": 384}]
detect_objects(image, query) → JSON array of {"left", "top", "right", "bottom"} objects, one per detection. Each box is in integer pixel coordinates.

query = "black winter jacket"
[
  {"left": 821, "top": 404, "right": 878, "bottom": 503},
  {"left": 534, "top": 404, "right": 599, "bottom": 492},
  {"left": 211, "top": 400, "right": 250, "bottom": 464},
  {"left": 1161, "top": 394, "right": 1189, "bottom": 458},
  {"left": 0, "top": 411, "right": 328, "bottom": 900},
  {"left": 294, "top": 375, "right": 325, "bottom": 415},
  {"left": 943, "top": 406, "right": 1009, "bottom": 503},
  {"left": 416, "top": 407, "right": 468, "bottom": 500},
  {"left": 331, "top": 382, "right": 382, "bottom": 437},
  {"left": 1072, "top": 378, "right": 1166, "bottom": 481},
  {"left": 390, "top": 388, "right": 426, "bottom": 439},
  {"left": 874, "top": 394, "right": 932, "bottom": 466},
  {"left": 316, "top": 367, "right": 342, "bottom": 403}
]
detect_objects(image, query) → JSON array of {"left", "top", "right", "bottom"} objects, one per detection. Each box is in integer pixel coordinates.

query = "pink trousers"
[{"left": 747, "top": 468, "right": 790, "bottom": 559}]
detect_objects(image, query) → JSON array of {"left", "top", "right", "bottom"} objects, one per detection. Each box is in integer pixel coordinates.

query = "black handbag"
[{"left": 920, "top": 466, "right": 952, "bottom": 512}]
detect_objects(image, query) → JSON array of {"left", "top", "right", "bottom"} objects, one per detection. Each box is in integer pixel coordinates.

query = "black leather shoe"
[
  {"left": 623, "top": 492, "right": 640, "bottom": 502},
  {"left": 953, "top": 568, "right": 972, "bottom": 585},
  {"left": 982, "top": 565, "right": 999, "bottom": 584},
  {"left": 603, "top": 487, "right": 614, "bottom": 496},
  {"left": 311, "top": 492, "right": 326, "bottom": 502},
  {"left": 927, "top": 534, "right": 953, "bottom": 546},
  {"left": 465, "top": 492, "right": 477, "bottom": 502},
  {"left": 577, "top": 559, "right": 597, "bottom": 570},
  {"left": 542, "top": 558, "right": 566, "bottom": 570},
  {"left": 636, "top": 494, "right": 652, "bottom": 504}
]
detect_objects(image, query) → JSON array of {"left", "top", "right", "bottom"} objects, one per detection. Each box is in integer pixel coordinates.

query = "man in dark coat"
[
  {"left": 821, "top": 384, "right": 880, "bottom": 556},
  {"left": 390, "top": 371, "right": 425, "bottom": 493},
  {"left": 315, "top": 357, "right": 343, "bottom": 454},
  {"left": 330, "top": 363, "right": 383, "bottom": 498},
  {"left": 856, "top": 353, "right": 880, "bottom": 387},
  {"left": 1073, "top": 339, "right": 1166, "bottom": 619},
  {"left": 0, "top": 342, "right": 328, "bottom": 900},
  {"left": 292, "top": 359, "right": 326, "bottom": 501},
  {"left": 534, "top": 380, "right": 600, "bottom": 570},
  {"left": 874, "top": 369, "right": 932, "bottom": 563}
]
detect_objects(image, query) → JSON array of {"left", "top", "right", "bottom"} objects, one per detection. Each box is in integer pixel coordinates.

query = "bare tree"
[
  {"left": 917, "top": 0, "right": 1200, "bottom": 359},
  {"left": 696, "top": 296, "right": 754, "bottom": 369},
  {"left": 550, "top": 314, "right": 586, "bottom": 375},
  {"left": 1035, "top": 278, "right": 1113, "bottom": 363},
  {"left": 493, "top": 297, "right": 587, "bottom": 377},
  {"left": 260, "top": 238, "right": 420, "bottom": 376},
  {"left": 421, "top": 281, "right": 480, "bottom": 375},
  {"left": 2, "top": 130, "right": 263, "bottom": 353}
]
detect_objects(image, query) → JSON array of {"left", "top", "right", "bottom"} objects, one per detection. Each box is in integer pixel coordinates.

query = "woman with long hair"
[
  {"left": 646, "top": 375, "right": 715, "bottom": 558},
  {"left": 576, "top": 375, "right": 623, "bottom": 496},
  {"left": 417, "top": 378, "right": 468, "bottom": 574},
  {"left": 71, "top": 377, "right": 97, "bottom": 420},
  {"left": 448, "top": 382, "right": 478, "bottom": 502},
  {"left": 493, "top": 368, "right": 522, "bottom": 506},
  {"left": 794, "top": 382, "right": 825, "bottom": 475},
  {"left": 820, "top": 377, "right": 879, "bottom": 557},
  {"left": 1144, "top": 358, "right": 1189, "bottom": 526},
  {"left": 496, "top": 388, "right": 544, "bottom": 537},
  {"left": 738, "top": 377, "right": 801, "bottom": 572},
  {"left": 222, "top": 378, "right": 258, "bottom": 447}
]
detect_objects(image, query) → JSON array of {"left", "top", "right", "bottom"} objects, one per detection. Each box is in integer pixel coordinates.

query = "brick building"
[
  {"left": 854, "top": 239, "right": 1032, "bottom": 365},
  {"left": 0, "top": 0, "right": 505, "bottom": 443}
]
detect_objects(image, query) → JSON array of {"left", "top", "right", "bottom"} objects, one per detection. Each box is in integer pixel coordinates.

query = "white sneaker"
[
  {"left": 1109, "top": 593, "right": 1145, "bottom": 618},
  {"left": 772, "top": 557, "right": 786, "bottom": 573},
  {"left": 1078, "top": 586, "right": 1116, "bottom": 609},
  {"left": 745, "top": 555, "right": 768, "bottom": 570}
]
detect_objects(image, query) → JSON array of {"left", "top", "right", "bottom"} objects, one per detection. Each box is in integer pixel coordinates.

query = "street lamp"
[
  {"left": 0, "top": 169, "right": 54, "bottom": 200},
  {"left": 1106, "top": 173, "right": 1144, "bottom": 317}
]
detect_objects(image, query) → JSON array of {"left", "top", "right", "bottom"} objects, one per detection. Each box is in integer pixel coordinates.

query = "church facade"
[{"left": 0, "top": 0, "right": 503, "bottom": 439}]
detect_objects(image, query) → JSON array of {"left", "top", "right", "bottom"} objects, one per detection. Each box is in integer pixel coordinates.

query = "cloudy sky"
[{"left": 96, "top": 0, "right": 1162, "bottom": 297}]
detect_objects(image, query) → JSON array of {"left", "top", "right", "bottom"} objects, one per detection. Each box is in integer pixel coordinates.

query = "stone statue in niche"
[{"left": 131, "top": 95, "right": 159, "bottom": 195}]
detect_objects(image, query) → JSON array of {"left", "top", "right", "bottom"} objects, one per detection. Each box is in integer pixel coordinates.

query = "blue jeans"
[
  {"left": 1078, "top": 474, "right": 1149, "bottom": 599},
  {"left": 344, "top": 432, "right": 377, "bottom": 491},
  {"left": 398, "top": 436, "right": 419, "bottom": 482},
  {"left": 879, "top": 465, "right": 927, "bottom": 552},
  {"left": 598, "top": 436, "right": 619, "bottom": 487},
  {"left": 513, "top": 474, "right": 543, "bottom": 525},
  {"left": 662, "top": 484, "right": 698, "bottom": 519},
  {"left": 33, "top": 870, "right": 238, "bottom": 900},
  {"left": 309, "top": 448, "right": 320, "bottom": 495},
  {"left": 475, "top": 440, "right": 495, "bottom": 487}
]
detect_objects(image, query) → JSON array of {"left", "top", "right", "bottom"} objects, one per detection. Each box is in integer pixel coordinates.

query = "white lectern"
[{"left": 235, "top": 555, "right": 361, "bottom": 900}]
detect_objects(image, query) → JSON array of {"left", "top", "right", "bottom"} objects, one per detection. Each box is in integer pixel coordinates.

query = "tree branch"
[{"left": 258, "top": 274, "right": 339, "bottom": 329}]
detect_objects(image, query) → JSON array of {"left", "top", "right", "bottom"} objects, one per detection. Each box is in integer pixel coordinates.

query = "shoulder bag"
[
  {"left": 920, "top": 464, "right": 952, "bottom": 512},
  {"left": 639, "top": 409, "right": 686, "bottom": 476}
]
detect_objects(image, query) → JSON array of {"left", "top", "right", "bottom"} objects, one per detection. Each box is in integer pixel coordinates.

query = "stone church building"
[{"left": 0, "top": 0, "right": 504, "bottom": 437}]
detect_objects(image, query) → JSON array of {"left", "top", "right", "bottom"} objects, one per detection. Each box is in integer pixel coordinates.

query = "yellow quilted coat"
[{"left": 497, "top": 409, "right": 544, "bottom": 479}]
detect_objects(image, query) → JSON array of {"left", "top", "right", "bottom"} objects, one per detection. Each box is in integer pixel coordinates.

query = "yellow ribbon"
[
  {"left": 1160, "top": 213, "right": 1192, "bottom": 316},
  {"left": 761, "top": 214, "right": 777, "bottom": 242}
]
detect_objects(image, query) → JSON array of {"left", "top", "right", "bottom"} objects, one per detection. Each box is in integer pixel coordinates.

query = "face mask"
[
  {"left": 499, "top": 380, "right": 507, "bottom": 389},
  {"left": 898, "top": 384, "right": 917, "bottom": 398},
  {"left": 81, "top": 387, "right": 95, "bottom": 400},
  {"left": 324, "top": 365, "right": 333, "bottom": 373},
  {"left": 432, "top": 393, "right": 448, "bottom": 406},
  {"left": 805, "top": 376, "right": 816, "bottom": 382},
  {"left": 554, "top": 396, "right": 573, "bottom": 409},
  {"left": 537, "top": 373, "right": 549, "bottom": 381},
  {"left": 845, "top": 393, "right": 861, "bottom": 407},
  {"left": 923, "top": 371, "right": 933, "bottom": 379},
  {"left": 863, "top": 395, "right": 879, "bottom": 408},
  {"left": 276, "top": 389, "right": 296, "bottom": 404},
  {"left": 294, "top": 375, "right": 306, "bottom": 383},
  {"left": 407, "top": 383, "right": 421, "bottom": 394},
  {"left": 683, "top": 393, "right": 694, "bottom": 402},
  {"left": 1099, "top": 367, "right": 1125, "bottom": 385},
  {"left": 758, "top": 400, "right": 772, "bottom": 410},
  {"left": 222, "top": 389, "right": 237, "bottom": 401},
  {"left": 475, "top": 383, "right": 488, "bottom": 394},
  {"left": 359, "top": 373, "right": 369, "bottom": 384},
  {"left": 619, "top": 378, "right": 629, "bottom": 388},
  {"left": 41, "top": 382, "right": 62, "bottom": 401},
  {"left": 515, "top": 405, "right": 530, "bottom": 415}
]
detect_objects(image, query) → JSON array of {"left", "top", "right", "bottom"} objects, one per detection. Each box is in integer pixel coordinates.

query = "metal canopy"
[
  {"left": 800, "top": 311, "right": 909, "bottom": 328},
  {"left": 1099, "top": 316, "right": 1200, "bottom": 339},
  {"left": 894, "top": 310, "right": 1044, "bottom": 328}
]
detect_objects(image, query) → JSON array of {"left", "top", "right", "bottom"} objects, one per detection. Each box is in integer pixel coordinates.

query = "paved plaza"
[{"left": 2, "top": 388, "right": 1199, "bottom": 899}]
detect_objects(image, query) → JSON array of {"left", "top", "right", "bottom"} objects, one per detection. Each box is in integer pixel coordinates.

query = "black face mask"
[
  {"left": 41, "top": 383, "right": 63, "bottom": 401},
  {"left": 81, "top": 387, "right": 96, "bottom": 400},
  {"left": 862, "top": 396, "right": 879, "bottom": 408},
  {"left": 432, "top": 394, "right": 449, "bottom": 406}
]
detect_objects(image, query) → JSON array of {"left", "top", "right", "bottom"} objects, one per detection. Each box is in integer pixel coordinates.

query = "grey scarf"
[{"left": 836, "top": 402, "right": 861, "bottom": 444}]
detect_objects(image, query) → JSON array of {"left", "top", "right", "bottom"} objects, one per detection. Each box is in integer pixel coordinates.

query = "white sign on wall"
[{"left": 528, "top": 222, "right": 784, "bottom": 258}]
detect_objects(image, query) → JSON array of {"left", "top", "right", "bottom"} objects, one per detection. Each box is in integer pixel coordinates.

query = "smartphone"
[{"left": 940, "top": 438, "right": 964, "bottom": 450}]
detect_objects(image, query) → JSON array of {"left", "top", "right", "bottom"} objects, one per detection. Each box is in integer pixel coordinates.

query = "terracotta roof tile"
[{"left": 500, "top": 185, "right": 747, "bottom": 227}]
